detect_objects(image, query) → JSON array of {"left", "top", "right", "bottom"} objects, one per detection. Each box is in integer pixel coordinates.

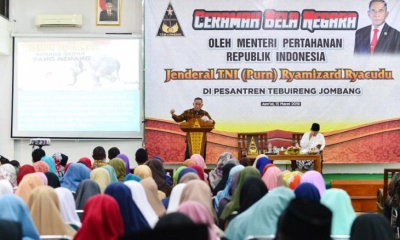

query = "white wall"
[
  {"left": 10, "top": 0, "right": 142, "bottom": 34},
  {"left": 0, "top": 0, "right": 143, "bottom": 167}
]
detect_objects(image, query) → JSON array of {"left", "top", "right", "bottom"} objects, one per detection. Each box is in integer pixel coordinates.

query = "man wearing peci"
[
  {"left": 354, "top": 0, "right": 400, "bottom": 55},
  {"left": 171, "top": 97, "right": 215, "bottom": 160},
  {"left": 296, "top": 123, "right": 325, "bottom": 170},
  {"left": 99, "top": 0, "right": 118, "bottom": 22}
]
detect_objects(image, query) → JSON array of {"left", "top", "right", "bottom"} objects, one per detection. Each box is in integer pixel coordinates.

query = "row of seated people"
[{"left": 0, "top": 149, "right": 396, "bottom": 240}]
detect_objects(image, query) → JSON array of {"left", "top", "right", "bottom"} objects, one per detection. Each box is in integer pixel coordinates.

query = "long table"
[{"left": 267, "top": 154, "right": 322, "bottom": 173}]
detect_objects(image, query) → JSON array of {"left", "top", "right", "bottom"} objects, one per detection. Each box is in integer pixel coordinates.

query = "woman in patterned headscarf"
[
  {"left": 208, "top": 152, "right": 236, "bottom": 190},
  {"left": 0, "top": 163, "right": 17, "bottom": 188},
  {"left": 52, "top": 153, "right": 68, "bottom": 179}
]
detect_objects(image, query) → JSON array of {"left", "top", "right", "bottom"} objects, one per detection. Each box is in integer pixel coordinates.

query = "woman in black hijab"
[
  {"left": 212, "top": 163, "right": 237, "bottom": 196},
  {"left": 239, "top": 176, "right": 268, "bottom": 213},
  {"left": 44, "top": 172, "right": 61, "bottom": 188},
  {"left": 350, "top": 214, "right": 395, "bottom": 240}
]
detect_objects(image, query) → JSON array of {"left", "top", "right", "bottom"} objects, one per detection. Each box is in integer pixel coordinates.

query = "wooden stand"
[{"left": 180, "top": 118, "right": 214, "bottom": 159}]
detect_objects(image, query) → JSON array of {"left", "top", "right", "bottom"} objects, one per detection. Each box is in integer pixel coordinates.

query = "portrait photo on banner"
[{"left": 96, "top": 0, "right": 121, "bottom": 26}]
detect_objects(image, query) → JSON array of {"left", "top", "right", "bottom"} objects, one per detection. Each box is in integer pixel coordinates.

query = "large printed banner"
[{"left": 145, "top": 0, "right": 400, "bottom": 163}]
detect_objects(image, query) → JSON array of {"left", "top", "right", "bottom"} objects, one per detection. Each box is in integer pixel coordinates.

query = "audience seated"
[
  {"left": 2, "top": 146, "right": 398, "bottom": 240},
  {"left": 108, "top": 147, "right": 120, "bottom": 160},
  {"left": 55, "top": 187, "right": 81, "bottom": 228},
  {"left": 102, "top": 165, "right": 118, "bottom": 183},
  {"left": 121, "top": 213, "right": 208, "bottom": 240},
  {"left": 134, "top": 165, "right": 152, "bottom": 180},
  {"left": 220, "top": 166, "right": 260, "bottom": 223},
  {"left": 90, "top": 167, "right": 111, "bottom": 193},
  {"left": 179, "top": 172, "right": 200, "bottom": 184},
  {"left": 238, "top": 176, "right": 268, "bottom": 214},
  {"left": 60, "top": 163, "right": 91, "bottom": 192},
  {"left": 105, "top": 183, "right": 151, "bottom": 235},
  {"left": 28, "top": 186, "right": 76, "bottom": 237},
  {"left": 146, "top": 159, "right": 172, "bottom": 196},
  {"left": 116, "top": 153, "right": 131, "bottom": 175},
  {"left": 173, "top": 166, "right": 186, "bottom": 184},
  {"left": 135, "top": 148, "right": 148, "bottom": 165},
  {"left": 124, "top": 173, "right": 141, "bottom": 182},
  {"left": 166, "top": 183, "right": 187, "bottom": 214},
  {"left": 0, "top": 219, "right": 22, "bottom": 240},
  {"left": 31, "top": 149, "right": 45, "bottom": 163},
  {"left": 0, "top": 179, "right": 13, "bottom": 196},
  {"left": 212, "top": 162, "right": 237, "bottom": 196},
  {"left": 75, "top": 180, "right": 101, "bottom": 210},
  {"left": 262, "top": 166, "right": 281, "bottom": 190},
  {"left": 140, "top": 178, "right": 166, "bottom": 217},
  {"left": 74, "top": 195, "right": 124, "bottom": 240},
  {"left": 78, "top": 157, "right": 92, "bottom": 170},
  {"left": 276, "top": 198, "right": 332, "bottom": 240},
  {"left": 225, "top": 187, "right": 295, "bottom": 240},
  {"left": 208, "top": 152, "right": 236, "bottom": 190},
  {"left": 300, "top": 170, "right": 326, "bottom": 196},
  {"left": 44, "top": 172, "right": 61, "bottom": 188},
  {"left": 0, "top": 195, "right": 40, "bottom": 240},
  {"left": 32, "top": 161, "right": 49, "bottom": 173},
  {"left": 321, "top": 189, "right": 356, "bottom": 239},
  {"left": 16, "top": 165, "right": 35, "bottom": 185},
  {"left": 178, "top": 201, "right": 221, "bottom": 240},
  {"left": 34, "top": 172, "right": 47, "bottom": 185},
  {"left": 177, "top": 167, "right": 198, "bottom": 183},
  {"left": 109, "top": 158, "right": 127, "bottom": 182},
  {"left": 350, "top": 214, "right": 395, "bottom": 240},
  {"left": 124, "top": 180, "right": 159, "bottom": 228},
  {"left": 15, "top": 173, "right": 44, "bottom": 204},
  {"left": 40, "top": 156, "right": 57, "bottom": 175},
  {"left": 0, "top": 163, "right": 17, "bottom": 188},
  {"left": 294, "top": 182, "right": 321, "bottom": 202}
]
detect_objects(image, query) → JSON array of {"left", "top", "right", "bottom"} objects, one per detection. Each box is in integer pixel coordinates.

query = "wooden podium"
[{"left": 180, "top": 118, "right": 214, "bottom": 159}]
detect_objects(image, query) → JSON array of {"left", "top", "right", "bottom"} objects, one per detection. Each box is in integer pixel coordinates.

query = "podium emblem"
[{"left": 247, "top": 136, "right": 258, "bottom": 155}]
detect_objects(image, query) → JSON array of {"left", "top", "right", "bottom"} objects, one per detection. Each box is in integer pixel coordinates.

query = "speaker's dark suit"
[
  {"left": 99, "top": 10, "right": 118, "bottom": 22},
  {"left": 354, "top": 23, "right": 400, "bottom": 55}
]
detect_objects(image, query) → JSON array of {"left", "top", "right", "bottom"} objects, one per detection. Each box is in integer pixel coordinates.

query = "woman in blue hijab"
[
  {"left": 294, "top": 182, "right": 321, "bottom": 202},
  {"left": 0, "top": 195, "right": 40, "bottom": 240},
  {"left": 177, "top": 168, "right": 198, "bottom": 183},
  {"left": 105, "top": 183, "right": 151, "bottom": 234},
  {"left": 41, "top": 156, "right": 57, "bottom": 175},
  {"left": 60, "top": 163, "right": 91, "bottom": 192}
]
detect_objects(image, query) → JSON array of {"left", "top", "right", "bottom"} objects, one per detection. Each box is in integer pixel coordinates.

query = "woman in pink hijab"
[
  {"left": 190, "top": 154, "right": 208, "bottom": 179},
  {"left": 178, "top": 201, "right": 220, "bottom": 240},
  {"left": 261, "top": 166, "right": 281, "bottom": 190},
  {"left": 300, "top": 170, "right": 326, "bottom": 197},
  {"left": 33, "top": 161, "right": 49, "bottom": 173}
]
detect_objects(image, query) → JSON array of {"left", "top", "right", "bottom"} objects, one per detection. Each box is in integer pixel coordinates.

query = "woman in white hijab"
[
  {"left": 124, "top": 180, "right": 159, "bottom": 228},
  {"left": 166, "top": 183, "right": 187, "bottom": 214},
  {"left": 55, "top": 187, "right": 82, "bottom": 227},
  {"left": 0, "top": 179, "right": 13, "bottom": 196}
]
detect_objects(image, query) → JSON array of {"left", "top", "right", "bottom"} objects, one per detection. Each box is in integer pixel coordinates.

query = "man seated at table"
[{"left": 297, "top": 123, "right": 325, "bottom": 170}]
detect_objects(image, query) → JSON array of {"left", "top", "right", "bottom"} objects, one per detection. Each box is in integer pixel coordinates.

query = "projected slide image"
[
  {"left": 17, "top": 40, "right": 139, "bottom": 91},
  {"left": 13, "top": 38, "right": 142, "bottom": 138}
]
